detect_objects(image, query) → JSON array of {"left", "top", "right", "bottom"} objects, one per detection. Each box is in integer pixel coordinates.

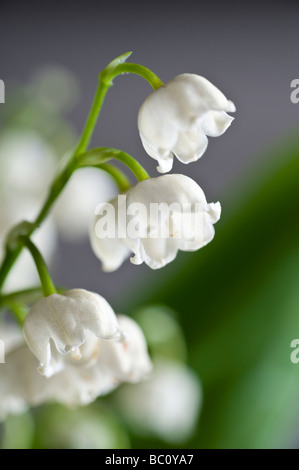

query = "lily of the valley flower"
[
  {"left": 90, "top": 174, "right": 221, "bottom": 271},
  {"left": 116, "top": 359, "right": 202, "bottom": 444},
  {"left": 0, "top": 294, "right": 152, "bottom": 420},
  {"left": 138, "top": 73, "right": 235, "bottom": 173},
  {"left": 24, "top": 288, "right": 120, "bottom": 377},
  {"left": 97, "top": 315, "right": 153, "bottom": 383}
]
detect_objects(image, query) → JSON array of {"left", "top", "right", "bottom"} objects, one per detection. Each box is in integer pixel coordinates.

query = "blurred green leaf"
[
  {"left": 33, "top": 403, "right": 131, "bottom": 449},
  {"left": 122, "top": 136, "right": 299, "bottom": 449},
  {"left": 1, "top": 412, "right": 34, "bottom": 449},
  {"left": 133, "top": 305, "right": 187, "bottom": 362}
]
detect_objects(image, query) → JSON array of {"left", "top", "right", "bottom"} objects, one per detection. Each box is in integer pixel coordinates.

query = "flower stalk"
[
  {"left": 19, "top": 237, "right": 56, "bottom": 297},
  {"left": 78, "top": 147, "right": 150, "bottom": 182},
  {"left": 98, "top": 163, "right": 131, "bottom": 192},
  {"left": 0, "top": 52, "right": 159, "bottom": 293}
]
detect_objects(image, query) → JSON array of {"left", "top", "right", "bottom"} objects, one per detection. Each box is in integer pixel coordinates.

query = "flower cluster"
[
  {"left": 0, "top": 122, "right": 116, "bottom": 292},
  {"left": 0, "top": 289, "right": 152, "bottom": 419},
  {"left": 90, "top": 73, "right": 234, "bottom": 271},
  {"left": 0, "top": 54, "right": 235, "bottom": 425},
  {"left": 91, "top": 174, "right": 221, "bottom": 271}
]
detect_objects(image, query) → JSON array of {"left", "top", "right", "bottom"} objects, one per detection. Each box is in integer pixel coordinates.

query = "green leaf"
[
  {"left": 122, "top": 135, "right": 299, "bottom": 449},
  {"left": 100, "top": 51, "right": 132, "bottom": 85},
  {"left": 1, "top": 412, "right": 34, "bottom": 449}
]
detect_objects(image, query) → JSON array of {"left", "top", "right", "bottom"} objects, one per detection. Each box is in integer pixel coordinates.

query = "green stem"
[
  {"left": 98, "top": 163, "right": 131, "bottom": 192},
  {"left": 75, "top": 61, "right": 163, "bottom": 155},
  {"left": 20, "top": 237, "right": 56, "bottom": 297},
  {"left": 0, "top": 158, "right": 78, "bottom": 291},
  {"left": 0, "top": 250, "right": 20, "bottom": 291},
  {"left": 0, "top": 53, "right": 160, "bottom": 291},
  {"left": 0, "top": 286, "right": 65, "bottom": 308},
  {"left": 78, "top": 147, "right": 150, "bottom": 182},
  {"left": 35, "top": 158, "right": 78, "bottom": 225},
  {"left": 74, "top": 80, "right": 110, "bottom": 156},
  {"left": 105, "top": 63, "right": 164, "bottom": 90},
  {"left": 0, "top": 287, "right": 44, "bottom": 309}
]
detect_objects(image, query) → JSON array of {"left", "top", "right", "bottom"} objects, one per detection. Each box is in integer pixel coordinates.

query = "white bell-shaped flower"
[
  {"left": 90, "top": 196, "right": 131, "bottom": 272},
  {"left": 0, "top": 311, "right": 152, "bottom": 420},
  {"left": 98, "top": 315, "right": 153, "bottom": 382},
  {"left": 23, "top": 288, "right": 120, "bottom": 377},
  {"left": 91, "top": 174, "right": 221, "bottom": 271},
  {"left": 138, "top": 73, "right": 235, "bottom": 173},
  {"left": 0, "top": 340, "right": 119, "bottom": 412},
  {"left": 116, "top": 359, "right": 202, "bottom": 444}
]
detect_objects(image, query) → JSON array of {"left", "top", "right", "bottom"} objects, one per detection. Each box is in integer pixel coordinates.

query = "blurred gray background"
[{"left": 1, "top": 0, "right": 299, "bottom": 306}]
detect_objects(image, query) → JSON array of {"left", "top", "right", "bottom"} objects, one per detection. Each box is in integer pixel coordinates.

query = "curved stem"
[
  {"left": 75, "top": 61, "right": 163, "bottom": 156},
  {"left": 35, "top": 158, "right": 77, "bottom": 225},
  {"left": 0, "top": 287, "right": 48, "bottom": 307},
  {"left": 78, "top": 147, "right": 150, "bottom": 182},
  {"left": 0, "top": 250, "right": 20, "bottom": 291},
  {"left": 0, "top": 53, "right": 159, "bottom": 291},
  {"left": 111, "top": 151, "right": 150, "bottom": 181},
  {"left": 20, "top": 237, "right": 56, "bottom": 297},
  {"left": 97, "top": 163, "right": 131, "bottom": 192},
  {"left": 0, "top": 286, "right": 65, "bottom": 304},
  {"left": 106, "top": 63, "right": 164, "bottom": 90}
]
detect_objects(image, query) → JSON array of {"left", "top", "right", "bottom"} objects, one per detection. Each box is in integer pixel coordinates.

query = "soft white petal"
[
  {"left": 90, "top": 174, "right": 220, "bottom": 271},
  {"left": 200, "top": 110, "right": 234, "bottom": 137},
  {"left": 173, "top": 130, "right": 208, "bottom": 163},
  {"left": 126, "top": 177, "right": 218, "bottom": 266},
  {"left": 98, "top": 315, "right": 152, "bottom": 383},
  {"left": 226, "top": 100, "right": 236, "bottom": 112},
  {"left": 117, "top": 359, "right": 202, "bottom": 444},
  {"left": 63, "top": 289, "right": 120, "bottom": 340},
  {"left": 206, "top": 201, "right": 221, "bottom": 224},
  {"left": 90, "top": 197, "right": 132, "bottom": 272},
  {"left": 127, "top": 174, "right": 206, "bottom": 206},
  {"left": 0, "top": 342, "right": 118, "bottom": 416},
  {"left": 129, "top": 237, "right": 179, "bottom": 270},
  {"left": 23, "top": 289, "right": 119, "bottom": 377},
  {"left": 139, "top": 134, "right": 174, "bottom": 173},
  {"left": 168, "top": 74, "right": 230, "bottom": 112},
  {"left": 0, "top": 314, "right": 152, "bottom": 420},
  {"left": 180, "top": 202, "right": 221, "bottom": 251},
  {"left": 137, "top": 73, "right": 235, "bottom": 171},
  {"left": 90, "top": 217, "right": 131, "bottom": 272}
]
